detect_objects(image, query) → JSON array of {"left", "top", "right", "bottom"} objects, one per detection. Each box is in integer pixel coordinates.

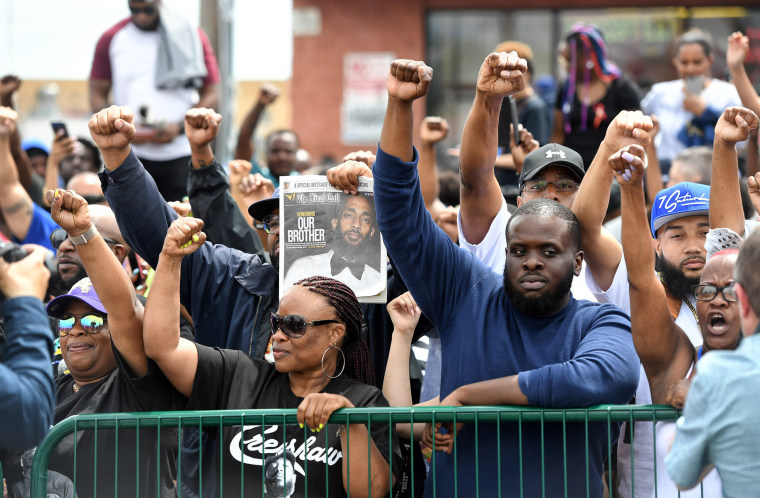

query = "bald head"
[{"left": 66, "top": 172, "right": 107, "bottom": 205}]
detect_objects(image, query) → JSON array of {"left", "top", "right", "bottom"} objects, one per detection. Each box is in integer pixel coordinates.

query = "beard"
[
  {"left": 655, "top": 253, "right": 701, "bottom": 302},
  {"left": 49, "top": 263, "right": 88, "bottom": 297},
  {"left": 503, "top": 266, "right": 575, "bottom": 316},
  {"left": 333, "top": 228, "right": 369, "bottom": 263}
]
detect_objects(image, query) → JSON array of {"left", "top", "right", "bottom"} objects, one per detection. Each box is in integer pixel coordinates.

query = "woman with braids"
[
  {"left": 550, "top": 23, "right": 641, "bottom": 168},
  {"left": 143, "top": 216, "right": 401, "bottom": 498}
]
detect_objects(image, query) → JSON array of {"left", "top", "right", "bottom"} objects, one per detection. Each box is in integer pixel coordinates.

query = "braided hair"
[{"left": 295, "top": 276, "right": 377, "bottom": 387}]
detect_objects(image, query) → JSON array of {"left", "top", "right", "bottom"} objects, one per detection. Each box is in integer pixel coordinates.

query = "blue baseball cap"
[
  {"left": 248, "top": 187, "right": 280, "bottom": 222},
  {"left": 47, "top": 278, "right": 106, "bottom": 318},
  {"left": 650, "top": 182, "right": 710, "bottom": 238},
  {"left": 22, "top": 139, "right": 50, "bottom": 156}
]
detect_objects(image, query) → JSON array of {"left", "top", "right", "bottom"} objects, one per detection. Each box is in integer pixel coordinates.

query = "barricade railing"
[{"left": 29, "top": 405, "right": 683, "bottom": 497}]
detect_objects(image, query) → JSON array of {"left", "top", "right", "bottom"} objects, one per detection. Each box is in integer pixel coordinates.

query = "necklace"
[
  {"left": 684, "top": 298, "right": 701, "bottom": 335},
  {"left": 72, "top": 382, "right": 79, "bottom": 394}
]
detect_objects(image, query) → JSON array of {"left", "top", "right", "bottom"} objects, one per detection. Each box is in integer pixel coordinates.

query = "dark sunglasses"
[
  {"left": 129, "top": 5, "right": 157, "bottom": 15},
  {"left": 262, "top": 215, "right": 279, "bottom": 234},
  {"left": 522, "top": 179, "right": 580, "bottom": 193},
  {"left": 270, "top": 313, "right": 339, "bottom": 338},
  {"left": 50, "top": 228, "right": 120, "bottom": 250},
  {"left": 692, "top": 283, "right": 738, "bottom": 302},
  {"left": 58, "top": 312, "right": 107, "bottom": 337},
  {"left": 82, "top": 195, "right": 107, "bottom": 205}
]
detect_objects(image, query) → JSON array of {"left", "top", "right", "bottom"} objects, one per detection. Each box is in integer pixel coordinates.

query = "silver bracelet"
[{"left": 69, "top": 225, "right": 98, "bottom": 246}]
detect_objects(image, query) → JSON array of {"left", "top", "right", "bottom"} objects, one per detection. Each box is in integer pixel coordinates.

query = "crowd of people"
[{"left": 1, "top": 2, "right": 760, "bottom": 497}]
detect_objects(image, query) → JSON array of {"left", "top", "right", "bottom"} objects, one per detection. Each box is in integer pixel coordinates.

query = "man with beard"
[
  {"left": 282, "top": 193, "right": 383, "bottom": 298},
  {"left": 371, "top": 57, "right": 639, "bottom": 497}
]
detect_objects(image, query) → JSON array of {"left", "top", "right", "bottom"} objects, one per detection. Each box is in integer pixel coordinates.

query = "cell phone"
[
  {"left": 684, "top": 76, "right": 705, "bottom": 95},
  {"left": 508, "top": 96, "right": 522, "bottom": 146},
  {"left": 51, "top": 121, "right": 69, "bottom": 138}
]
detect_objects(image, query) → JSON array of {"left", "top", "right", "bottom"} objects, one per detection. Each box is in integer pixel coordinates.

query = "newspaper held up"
[{"left": 279, "top": 175, "right": 387, "bottom": 303}]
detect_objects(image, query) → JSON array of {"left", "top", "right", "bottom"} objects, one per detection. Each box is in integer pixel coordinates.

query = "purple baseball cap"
[{"left": 47, "top": 278, "right": 106, "bottom": 318}]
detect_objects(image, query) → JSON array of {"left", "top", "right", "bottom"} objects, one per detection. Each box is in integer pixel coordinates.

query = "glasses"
[
  {"left": 270, "top": 313, "right": 339, "bottom": 338},
  {"left": 262, "top": 215, "right": 280, "bottom": 234},
  {"left": 50, "top": 228, "right": 120, "bottom": 250},
  {"left": 129, "top": 5, "right": 157, "bottom": 15},
  {"left": 692, "top": 283, "right": 738, "bottom": 302},
  {"left": 82, "top": 195, "right": 107, "bottom": 205},
  {"left": 522, "top": 179, "right": 580, "bottom": 193},
  {"left": 58, "top": 312, "right": 107, "bottom": 337}
]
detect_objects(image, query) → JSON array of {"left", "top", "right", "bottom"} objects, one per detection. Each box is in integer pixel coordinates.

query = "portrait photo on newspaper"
[{"left": 279, "top": 176, "right": 387, "bottom": 303}]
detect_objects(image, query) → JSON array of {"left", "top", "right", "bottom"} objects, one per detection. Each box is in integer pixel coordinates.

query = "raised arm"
[
  {"left": 710, "top": 107, "right": 758, "bottom": 236},
  {"left": 727, "top": 32, "right": 760, "bottom": 116},
  {"left": 48, "top": 189, "right": 147, "bottom": 376},
  {"left": 234, "top": 84, "right": 279, "bottom": 160},
  {"left": 185, "top": 108, "right": 265, "bottom": 256},
  {"left": 571, "top": 110, "right": 652, "bottom": 290},
  {"left": 383, "top": 291, "right": 438, "bottom": 441},
  {"left": 143, "top": 217, "right": 206, "bottom": 397},
  {"left": 459, "top": 52, "right": 527, "bottom": 243},
  {"left": 418, "top": 116, "right": 449, "bottom": 211},
  {"left": 0, "top": 107, "right": 35, "bottom": 242},
  {"left": 612, "top": 147, "right": 693, "bottom": 402}
]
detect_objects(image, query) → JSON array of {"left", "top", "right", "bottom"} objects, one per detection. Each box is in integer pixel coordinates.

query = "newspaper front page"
[{"left": 279, "top": 175, "right": 387, "bottom": 303}]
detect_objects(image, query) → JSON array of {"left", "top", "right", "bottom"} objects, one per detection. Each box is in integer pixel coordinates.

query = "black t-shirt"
[
  {"left": 46, "top": 343, "right": 187, "bottom": 498},
  {"left": 555, "top": 75, "right": 641, "bottom": 168},
  {"left": 186, "top": 344, "right": 403, "bottom": 497}
]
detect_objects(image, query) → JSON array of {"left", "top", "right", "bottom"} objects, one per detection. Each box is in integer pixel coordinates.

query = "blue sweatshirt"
[
  {"left": 372, "top": 146, "right": 639, "bottom": 497},
  {"left": 0, "top": 297, "right": 55, "bottom": 450}
]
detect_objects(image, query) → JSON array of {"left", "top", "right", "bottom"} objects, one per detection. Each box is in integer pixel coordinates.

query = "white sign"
[{"left": 341, "top": 52, "right": 394, "bottom": 145}]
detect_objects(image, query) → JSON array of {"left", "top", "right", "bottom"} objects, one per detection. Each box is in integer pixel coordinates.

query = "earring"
[{"left": 321, "top": 344, "right": 345, "bottom": 379}]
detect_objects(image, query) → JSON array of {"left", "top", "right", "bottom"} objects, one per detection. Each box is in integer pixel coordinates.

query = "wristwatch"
[{"left": 70, "top": 225, "right": 98, "bottom": 246}]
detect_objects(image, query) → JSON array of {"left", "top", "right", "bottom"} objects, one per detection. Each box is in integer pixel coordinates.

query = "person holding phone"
[{"left": 642, "top": 28, "right": 741, "bottom": 177}]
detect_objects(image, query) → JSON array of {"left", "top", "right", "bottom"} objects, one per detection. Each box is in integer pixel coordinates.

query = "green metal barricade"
[{"left": 29, "top": 405, "right": 681, "bottom": 497}]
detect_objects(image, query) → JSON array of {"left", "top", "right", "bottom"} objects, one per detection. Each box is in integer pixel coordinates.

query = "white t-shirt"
[
  {"left": 109, "top": 23, "right": 195, "bottom": 161},
  {"left": 641, "top": 78, "right": 742, "bottom": 163},
  {"left": 457, "top": 197, "right": 599, "bottom": 302}
]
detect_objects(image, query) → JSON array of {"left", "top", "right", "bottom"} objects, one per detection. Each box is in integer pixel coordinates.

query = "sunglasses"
[
  {"left": 692, "top": 283, "right": 738, "bottom": 303},
  {"left": 50, "top": 228, "right": 120, "bottom": 250},
  {"left": 82, "top": 195, "right": 107, "bottom": 205},
  {"left": 262, "top": 215, "right": 279, "bottom": 234},
  {"left": 522, "top": 179, "right": 580, "bottom": 193},
  {"left": 58, "top": 312, "right": 107, "bottom": 337},
  {"left": 129, "top": 5, "right": 157, "bottom": 15},
  {"left": 270, "top": 313, "right": 339, "bottom": 338}
]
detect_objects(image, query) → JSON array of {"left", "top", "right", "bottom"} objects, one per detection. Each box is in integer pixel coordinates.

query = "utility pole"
[{"left": 200, "top": 0, "right": 233, "bottom": 162}]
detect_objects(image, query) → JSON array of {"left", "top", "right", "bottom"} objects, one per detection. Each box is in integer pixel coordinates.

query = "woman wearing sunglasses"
[
  {"left": 143, "top": 216, "right": 400, "bottom": 497},
  {"left": 4, "top": 189, "right": 186, "bottom": 498}
]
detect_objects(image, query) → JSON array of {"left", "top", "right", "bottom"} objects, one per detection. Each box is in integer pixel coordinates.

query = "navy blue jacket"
[{"left": 101, "top": 150, "right": 277, "bottom": 357}]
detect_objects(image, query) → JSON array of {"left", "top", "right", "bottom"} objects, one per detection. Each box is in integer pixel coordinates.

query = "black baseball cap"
[
  {"left": 248, "top": 187, "right": 280, "bottom": 222},
  {"left": 519, "top": 143, "right": 585, "bottom": 189}
]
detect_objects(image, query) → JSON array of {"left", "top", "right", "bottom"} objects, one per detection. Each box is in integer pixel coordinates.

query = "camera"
[{"left": 0, "top": 241, "right": 58, "bottom": 303}]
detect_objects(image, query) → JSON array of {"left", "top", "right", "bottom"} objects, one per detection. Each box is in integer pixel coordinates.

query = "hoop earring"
[{"left": 321, "top": 344, "right": 345, "bottom": 379}]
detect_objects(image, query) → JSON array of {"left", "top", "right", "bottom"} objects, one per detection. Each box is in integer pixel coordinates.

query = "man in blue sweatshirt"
[{"left": 372, "top": 56, "right": 639, "bottom": 497}]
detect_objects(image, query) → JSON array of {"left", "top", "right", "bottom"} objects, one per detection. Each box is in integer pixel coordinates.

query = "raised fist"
[
  {"left": 477, "top": 51, "right": 527, "bottom": 97},
  {"left": 184, "top": 108, "right": 222, "bottom": 150},
  {"left": 387, "top": 59, "right": 433, "bottom": 102},
  {"left": 727, "top": 32, "right": 750, "bottom": 69},
  {"left": 259, "top": 83, "right": 280, "bottom": 106},
  {"left": 604, "top": 110, "right": 653, "bottom": 153},
  {"left": 0, "top": 75, "right": 21, "bottom": 99},
  {"left": 510, "top": 126, "right": 539, "bottom": 172},
  {"left": 46, "top": 189, "right": 92, "bottom": 236},
  {"left": 714, "top": 106, "right": 759, "bottom": 145},
  {"left": 161, "top": 217, "right": 206, "bottom": 260},
  {"left": 608, "top": 144, "right": 647, "bottom": 188},
  {"left": 88, "top": 105, "right": 136, "bottom": 153},
  {"left": 0, "top": 106, "right": 18, "bottom": 137},
  {"left": 420, "top": 117, "right": 449, "bottom": 145}
]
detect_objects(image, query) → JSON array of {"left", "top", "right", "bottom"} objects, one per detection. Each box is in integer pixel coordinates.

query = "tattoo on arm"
[{"left": 4, "top": 199, "right": 31, "bottom": 216}]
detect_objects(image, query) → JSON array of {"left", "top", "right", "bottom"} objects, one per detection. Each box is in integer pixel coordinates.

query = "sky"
[{"left": 0, "top": 0, "right": 293, "bottom": 81}]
